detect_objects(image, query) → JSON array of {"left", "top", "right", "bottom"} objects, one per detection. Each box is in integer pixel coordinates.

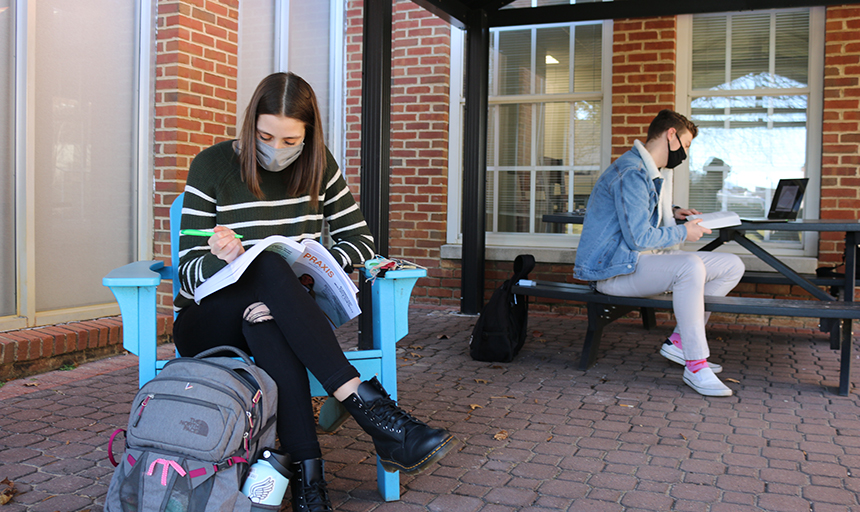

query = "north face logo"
[{"left": 179, "top": 418, "right": 209, "bottom": 436}]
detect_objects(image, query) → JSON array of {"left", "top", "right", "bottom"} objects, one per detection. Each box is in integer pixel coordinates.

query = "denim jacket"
[{"left": 573, "top": 145, "right": 687, "bottom": 282}]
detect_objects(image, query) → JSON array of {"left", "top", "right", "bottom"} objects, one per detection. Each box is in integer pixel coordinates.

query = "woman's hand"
[
  {"left": 684, "top": 218, "right": 712, "bottom": 242},
  {"left": 673, "top": 207, "right": 700, "bottom": 220},
  {"left": 209, "top": 226, "right": 245, "bottom": 263}
]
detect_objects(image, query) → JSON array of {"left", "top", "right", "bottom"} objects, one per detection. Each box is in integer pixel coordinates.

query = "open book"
[
  {"left": 685, "top": 211, "right": 741, "bottom": 230},
  {"left": 193, "top": 236, "right": 360, "bottom": 329}
]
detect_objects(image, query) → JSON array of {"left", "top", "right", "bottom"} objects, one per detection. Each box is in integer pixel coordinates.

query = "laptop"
[{"left": 740, "top": 178, "right": 808, "bottom": 223}]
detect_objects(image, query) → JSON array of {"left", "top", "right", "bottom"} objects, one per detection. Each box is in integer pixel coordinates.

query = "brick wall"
[
  {"left": 153, "top": 0, "right": 240, "bottom": 311},
  {"left": 820, "top": 5, "right": 860, "bottom": 267},
  {"left": 344, "top": 1, "right": 455, "bottom": 306},
  {"left": 610, "top": 16, "right": 677, "bottom": 158}
]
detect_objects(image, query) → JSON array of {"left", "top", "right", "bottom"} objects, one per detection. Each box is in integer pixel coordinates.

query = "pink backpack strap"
[{"left": 108, "top": 429, "right": 126, "bottom": 467}]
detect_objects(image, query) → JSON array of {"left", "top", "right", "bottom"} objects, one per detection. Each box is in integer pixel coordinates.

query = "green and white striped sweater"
[{"left": 174, "top": 140, "right": 376, "bottom": 312}]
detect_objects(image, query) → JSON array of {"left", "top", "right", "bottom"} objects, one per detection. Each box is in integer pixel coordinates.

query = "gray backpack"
[{"left": 105, "top": 346, "right": 279, "bottom": 512}]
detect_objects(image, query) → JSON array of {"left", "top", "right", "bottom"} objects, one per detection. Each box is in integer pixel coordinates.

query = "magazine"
[
  {"left": 685, "top": 211, "right": 741, "bottom": 230},
  {"left": 193, "top": 236, "right": 360, "bottom": 329}
]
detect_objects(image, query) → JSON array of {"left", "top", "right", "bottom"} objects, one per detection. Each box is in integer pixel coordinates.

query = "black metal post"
[
  {"left": 460, "top": 9, "right": 490, "bottom": 315},
  {"left": 358, "top": 0, "right": 392, "bottom": 349}
]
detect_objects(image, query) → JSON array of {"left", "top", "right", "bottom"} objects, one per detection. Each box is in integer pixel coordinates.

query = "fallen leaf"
[
  {"left": 469, "top": 404, "right": 483, "bottom": 410},
  {"left": 490, "top": 395, "right": 514, "bottom": 399},
  {"left": 0, "top": 477, "right": 17, "bottom": 505},
  {"left": 475, "top": 379, "right": 489, "bottom": 384},
  {"left": 23, "top": 382, "right": 38, "bottom": 387},
  {"left": 493, "top": 430, "right": 509, "bottom": 440},
  {"left": 491, "top": 365, "right": 504, "bottom": 369},
  {"left": 408, "top": 353, "right": 423, "bottom": 358},
  {"left": 680, "top": 433, "right": 687, "bottom": 440},
  {"left": 532, "top": 331, "right": 543, "bottom": 337},
  {"left": 546, "top": 435, "right": 553, "bottom": 441},
  {"left": 437, "top": 334, "right": 449, "bottom": 339},
  {"left": 725, "top": 378, "right": 740, "bottom": 384}
]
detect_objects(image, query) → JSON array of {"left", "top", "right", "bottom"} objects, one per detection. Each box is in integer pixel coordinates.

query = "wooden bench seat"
[{"left": 512, "top": 280, "right": 860, "bottom": 395}]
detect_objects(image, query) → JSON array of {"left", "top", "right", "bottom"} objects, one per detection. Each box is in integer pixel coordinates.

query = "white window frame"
[
  {"left": 2, "top": 0, "right": 155, "bottom": 331},
  {"left": 447, "top": 20, "right": 613, "bottom": 249},
  {"left": 274, "top": 0, "right": 345, "bottom": 166},
  {"left": 674, "top": 7, "right": 825, "bottom": 265}
]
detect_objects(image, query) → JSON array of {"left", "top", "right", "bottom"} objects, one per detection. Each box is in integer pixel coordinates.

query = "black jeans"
[{"left": 173, "top": 251, "right": 360, "bottom": 461}]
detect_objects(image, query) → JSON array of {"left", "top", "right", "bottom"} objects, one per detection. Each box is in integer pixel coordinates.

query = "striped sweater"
[{"left": 174, "top": 140, "right": 376, "bottom": 311}]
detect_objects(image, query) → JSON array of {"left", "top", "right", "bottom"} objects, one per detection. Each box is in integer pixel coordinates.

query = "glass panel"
[
  {"left": 730, "top": 14, "right": 770, "bottom": 86},
  {"left": 691, "top": 16, "right": 727, "bottom": 90},
  {"left": 498, "top": 103, "right": 532, "bottom": 167},
  {"left": 498, "top": 29, "right": 532, "bottom": 96},
  {"left": 35, "top": 1, "right": 137, "bottom": 310},
  {"left": 538, "top": 102, "right": 569, "bottom": 167},
  {"left": 488, "top": 105, "right": 496, "bottom": 166},
  {"left": 486, "top": 172, "right": 495, "bottom": 232},
  {"left": 573, "top": 24, "right": 602, "bottom": 93},
  {"left": 689, "top": 95, "right": 807, "bottom": 243},
  {"left": 237, "top": 0, "right": 274, "bottom": 129},
  {"left": 572, "top": 100, "right": 601, "bottom": 205},
  {"left": 536, "top": 27, "right": 569, "bottom": 94},
  {"left": 775, "top": 11, "right": 809, "bottom": 87},
  {"left": 497, "top": 170, "right": 531, "bottom": 233},
  {"left": 0, "top": 0, "right": 14, "bottom": 316},
  {"left": 289, "top": 0, "right": 330, "bottom": 139}
]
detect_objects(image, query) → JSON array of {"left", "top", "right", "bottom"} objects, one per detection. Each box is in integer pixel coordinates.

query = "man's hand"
[
  {"left": 209, "top": 226, "right": 245, "bottom": 263},
  {"left": 684, "top": 218, "right": 711, "bottom": 242},
  {"left": 673, "top": 207, "right": 700, "bottom": 220}
]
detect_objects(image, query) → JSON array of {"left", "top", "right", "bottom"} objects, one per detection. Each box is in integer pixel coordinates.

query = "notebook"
[{"left": 740, "top": 178, "right": 808, "bottom": 223}]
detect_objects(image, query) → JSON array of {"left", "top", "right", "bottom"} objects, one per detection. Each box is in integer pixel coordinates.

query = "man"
[{"left": 574, "top": 110, "right": 744, "bottom": 397}]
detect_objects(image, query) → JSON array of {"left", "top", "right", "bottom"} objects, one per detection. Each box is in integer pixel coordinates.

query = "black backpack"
[{"left": 469, "top": 254, "right": 536, "bottom": 362}]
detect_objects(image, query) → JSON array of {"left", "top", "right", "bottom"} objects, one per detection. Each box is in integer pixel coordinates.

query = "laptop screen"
[{"left": 767, "top": 178, "right": 808, "bottom": 220}]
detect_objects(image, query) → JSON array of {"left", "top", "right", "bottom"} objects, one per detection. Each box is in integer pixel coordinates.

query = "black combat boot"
[
  {"left": 289, "top": 459, "right": 333, "bottom": 512},
  {"left": 341, "top": 377, "right": 456, "bottom": 473}
]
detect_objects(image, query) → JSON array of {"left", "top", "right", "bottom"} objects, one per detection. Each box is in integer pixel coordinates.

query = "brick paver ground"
[{"left": 1, "top": 307, "right": 859, "bottom": 511}]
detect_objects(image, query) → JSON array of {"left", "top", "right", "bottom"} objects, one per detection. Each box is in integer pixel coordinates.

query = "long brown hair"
[{"left": 238, "top": 72, "right": 326, "bottom": 206}]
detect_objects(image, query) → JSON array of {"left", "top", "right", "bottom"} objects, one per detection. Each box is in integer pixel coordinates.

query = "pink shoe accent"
[
  {"left": 669, "top": 332, "right": 682, "bottom": 349},
  {"left": 686, "top": 359, "right": 708, "bottom": 373}
]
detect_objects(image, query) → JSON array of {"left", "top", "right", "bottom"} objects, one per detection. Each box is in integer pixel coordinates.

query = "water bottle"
[{"left": 241, "top": 449, "right": 292, "bottom": 505}]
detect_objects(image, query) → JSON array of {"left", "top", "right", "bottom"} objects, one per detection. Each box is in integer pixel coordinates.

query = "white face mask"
[{"left": 256, "top": 140, "right": 304, "bottom": 172}]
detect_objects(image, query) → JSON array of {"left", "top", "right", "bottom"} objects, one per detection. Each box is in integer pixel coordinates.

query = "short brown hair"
[
  {"left": 646, "top": 109, "right": 698, "bottom": 142},
  {"left": 238, "top": 72, "right": 326, "bottom": 206}
]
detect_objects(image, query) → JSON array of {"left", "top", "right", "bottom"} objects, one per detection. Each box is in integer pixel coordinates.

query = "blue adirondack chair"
[{"left": 102, "top": 192, "right": 425, "bottom": 501}]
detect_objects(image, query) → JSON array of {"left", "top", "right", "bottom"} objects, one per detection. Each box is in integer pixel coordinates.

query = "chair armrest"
[{"left": 103, "top": 260, "right": 169, "bottom": 288}]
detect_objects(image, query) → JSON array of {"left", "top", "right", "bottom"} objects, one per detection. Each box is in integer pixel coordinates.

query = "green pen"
[{"left": 180, "top": 229, "right": 244, "bottom": 239}]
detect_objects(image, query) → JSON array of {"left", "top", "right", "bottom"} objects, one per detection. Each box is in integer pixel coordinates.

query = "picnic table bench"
[{"left": 526, "top": 213, "right": 860, "bottom": 395}]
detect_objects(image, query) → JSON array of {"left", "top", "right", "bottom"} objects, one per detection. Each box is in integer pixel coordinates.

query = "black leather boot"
[
  {"left": 341, "top": 377, "right": 456, "bottom": 474},
  {"left": 289, "top": 459, "right": 332, "bottom": 512}
]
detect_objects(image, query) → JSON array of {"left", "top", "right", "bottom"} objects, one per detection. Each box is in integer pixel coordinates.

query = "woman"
[{"left": 173, "top": 72, "right": 455, "bottom": 511}]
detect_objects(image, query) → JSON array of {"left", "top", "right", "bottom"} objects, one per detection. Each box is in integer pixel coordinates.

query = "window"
[
  {"left": 1, "top": 1, "right": 153, "bottom": 330},
  {"left": 1, "top": 1, "right": 14, "bottom": 318},
  {"left": 677, "top": 9, "right": 823, "bottom": 253},
  {"left": 237, "top": 0, "right": 342, "bottom": 155},
  {"left": 448, "top": 21, "right": 612, "bottom": 248}
]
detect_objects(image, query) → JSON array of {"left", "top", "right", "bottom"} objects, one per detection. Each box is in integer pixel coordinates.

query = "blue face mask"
[{"left": 256, "top": 140, "right": 304, "bottom": 172}]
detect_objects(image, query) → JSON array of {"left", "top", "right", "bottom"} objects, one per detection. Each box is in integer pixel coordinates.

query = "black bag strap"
[{"left": 509, "top": 254, "right": 535, "bottom": 288}]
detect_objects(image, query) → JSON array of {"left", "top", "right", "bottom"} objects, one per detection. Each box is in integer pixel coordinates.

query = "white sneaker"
[
  {"left": 660, "top": 340, "right": 723, "bottom": 373},
  {"left": 683, "top": 367, "right": 733, "bottom": 397}
]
